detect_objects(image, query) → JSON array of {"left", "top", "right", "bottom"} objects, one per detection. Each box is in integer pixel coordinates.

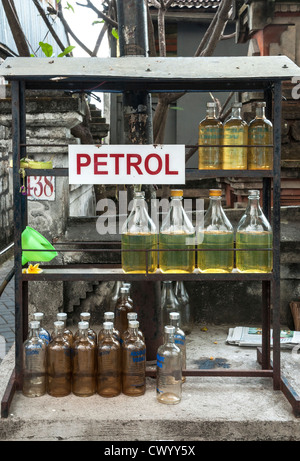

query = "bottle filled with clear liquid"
[
  {"left": 22, "top": 321, "right": 47, "bottom": 397},
  {"left": 122, "top": 190, "right": 158, "bottom": 273},
  {"left": 161, "top": 281, "right": 181, "bottom": 327},
  {"left": 236, "top": 190, "right": 273, "bottom": 273},
  {"left": 122, "top": 320, "right": 146, "bottom": 396},
  {"left": 47, "top": 321, "right": 72, "bottom": 397},
  {"left": 33, "top": 312, "right": 51, "bottom": 345},
  {"left": 74, "top": 312, "right": 97, "bottom": 345},
  {"left": 156, "top": 325, "right": 182, "bottom": 405},
  {"left": 198, "top": 101, "right": 223, "bottom": 169},
  {"left": 159, "top": 190, "right": 195, "bottom": 273},
  {"left": 97, "top": 321, "right": 122, "bottom": 398},
  {"left": 223, "top": 102, "right": 248, "bottom": 169},
  {"left": 98, "top": 311, "right": 120, "bottom": 343},
  {"left": 197, "top": 189, "right": 234, "bottom": 273},
  {"left": 169, "top": 312, "right": 186, "bottom": 383},
  {"left": 115, "top": 287, "right": 134, "bottom": 337},
  {"left": 55, "top": 312, "right": 73, "bottom": 346},
  {"left": 72, "top": 321, "right": 97, "bottom": 397},
  {"left": 248, "top": 102, "right": 273, "bottom": 170},
  {"left": 174, "top": 281, "right": 193, "bottom": 335}
]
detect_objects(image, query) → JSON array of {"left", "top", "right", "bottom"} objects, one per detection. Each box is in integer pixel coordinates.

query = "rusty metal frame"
[{"left": 2, "top": 63, "right": 300, "bottom": 418}]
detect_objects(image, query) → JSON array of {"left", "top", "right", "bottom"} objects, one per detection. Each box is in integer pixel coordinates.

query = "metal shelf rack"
[{"left": 1, "top": 55, "right": 300, "bottom": 417}]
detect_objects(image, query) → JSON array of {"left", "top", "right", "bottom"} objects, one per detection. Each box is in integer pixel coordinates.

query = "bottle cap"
[
  {"left": 127, "top": 312, "right": 137, "bottom": 320},
  {"left": 78, "top": 321, "right": 89, "bottom": 330},
  {"left": 209, "top": 189, "right": 222, "bottom": 197},
  {"left": 171, "top": 189, "right": 183, "bottom": 197},
  {"left": 120, "top": 287, "right": 129, "bottom": 294},
  {"left": 169, "top": 312, "right": 180, "bottom": 320},
  {"left": 33, "top": 312, "right": 44, "bottom": 320},
  {"left": 57, "top": 312, "right": 67, "bottom": 320},
  {"left": 80, "top": 312, "right": 90, "bottom": 320},
  {"left": 30, "top": 321, "right": 40, "bottom": 329},
  {"left": 104, "top": 311, "right": 114, "bottom": 320},
  {"left": 54, "top": 321, "right": 64, "bottom": 329},
  {"left": 103, "top": 321, "right": 113, "bottom": 330},
  {"left": 165, "top": 325, "right": 175, "bottom": 334},
  {"left": 248, "top": 189, "right": 260, "bottom": 197},
  {"left": 128, "top": 320, "right": 139, "bottom": 329},
  {"left": 207, "top": 102, "right": 217, "bottom": 107}
]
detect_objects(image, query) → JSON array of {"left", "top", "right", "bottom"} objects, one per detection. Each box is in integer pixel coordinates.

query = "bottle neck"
[
  {"left": 169, "top": 318, "right": 179, "bottom": 328},
  {"left": 256, "top": 106, "right": 266, "bottom": 119},
  {"left": 78, "top": 328, "right": 88, "bottom": 339},
  {"left": 248, "top": 196, "right": 262, "bottom": 224},
  {"left": 231, "top": 107, "right": 242, "bottom": 119},
  {"left": 54, "top": 328, "right": 64, "bottom": 341},
  {"left": 209, "top": 196, "right": 223, "bottom": 225},
  {"left": 165, "top": 331, "right": 175, "bottom": 345},
  {"left": 128, "top": 326, "right": 138, "bottom": 338},
  {"left": 206, "top": 107, "right": 216, "bottom": 119},
  {"left": 31, "top": 327, "right": 40, "bottom": 339}
]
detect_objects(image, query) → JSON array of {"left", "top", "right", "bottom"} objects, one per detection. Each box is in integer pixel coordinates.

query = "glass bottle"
[
  {"left": 169, "top": 312, "right": 186, "bottom": 383},
  {"left": 98, "top": 311, "right": 120, "bottom": 343},
  {"left": 97, "top": 321, "right": 122, "bottom": 397},
  {"left": 109, "top": 281, "right": 122, "bottom": 311},
  {"left": 174, "top": 281, "right": 193, "bottom": 335},
  {"left": 72, "top": 321, "right": 97, "bottom": 397},
  {"left": 223, "top": 102, "right": 248, "bottom": 169},
  {"left": 198, "top": 101, "right": 223, "bottom": 170},
  {"left": 122, "top": 320, "right": 146, "bottom": 396},
  {"left": 74, "top": 312, "right": 97, "bottom": 345},
  {"left": 117, "top": 284, "right": 133, "bottom": 308},
  {"left": 121, "top": 190, "right": 158, "bottom": 273},
  {"left": 161, "top": 281, "right": 181, "bottom": 327},
  {"left": 115, "top": 287, "right": 134, "bottom": 336},
  {"left": 156, "top": 325, "right": 182, "bottom": 405},
  {"left": 56, "top": 312, "right": 73, "bottom": 346},
  {"left": 122, "top": 312, "right": 144, "bottom": 344},
  {"left": 33, "top": 312, "right": 51, "bottom": 345},
  {"left": 22, "top": 321, "right": 47, "bottom": 397},
  {"left": 159, "top": 190, "right": 195, "bottom": 273},
  {"left": 236, "top": 190, "right": 273, "bottom": 273},
  {"left": 47, "top": 321, "right": 72, "bottom": 397},
  {"left": 248, "top": 102, "right": 273, "bottom": 170},
  {"left": 197, "top": 189, "right": 234, "bottom": 273}
]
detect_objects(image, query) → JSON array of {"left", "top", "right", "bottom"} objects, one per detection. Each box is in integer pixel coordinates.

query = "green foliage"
[{"left": 38, "top": 42, "right": 75, "bottom": 58}]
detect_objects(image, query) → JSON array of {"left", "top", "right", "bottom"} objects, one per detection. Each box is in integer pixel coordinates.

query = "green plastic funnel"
[{"left": 21, "top": 226, "right": 58, "bottom": 265}]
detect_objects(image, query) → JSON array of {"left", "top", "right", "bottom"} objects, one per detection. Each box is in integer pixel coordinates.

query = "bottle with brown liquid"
[
  {"left": 47, "top": 321, "right": 72, "bottom": 397},
  {"left": 122, "top": 320, "right": 146, "bottom": 396},
  {"left": 97, "top": 321, "right": 122, "bottom": 397},
  {"left": 98, "top": 311, "right": 120, "bottom": 343},
  {"left": 121, "top": 312, "right": 144, "bottom": 344},
  {"left": 74, "top": 312, "right": 97, "bottom": 345},
  {"left": 22, "top": 321, "right": 47, "bottom": 397},
  {"left": 72, "top": 321, "right": 97, "bottom": 397},
  {"left": 56, "top": 312, "right": 73, "bottom": 346},
  {"left": 115, "top": 287, "right": 134, "bottom": 337}
]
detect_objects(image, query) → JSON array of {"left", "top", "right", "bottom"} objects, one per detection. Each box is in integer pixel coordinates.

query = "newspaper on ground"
[{"left": 226, "top": 326, "right": 300, "bottom": 349}]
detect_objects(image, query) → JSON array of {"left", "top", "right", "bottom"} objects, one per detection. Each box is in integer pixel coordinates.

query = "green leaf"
[
  {"left": 111, "top": 28, "right": 119, "bottom": 40},
  {"left": 58, "top": 45, "right": 75, "bottom": 57},
  {"left": 65, "top": 2, "right": 74, "bottom": 13},
  {"left": 39, "top": 42, "right": 53, "bottom": 58},
  {"left": 170, "top": 106, "right": 184, "bottom": 111},
  {"left": 92, "top": 20, "right": 104, "bottom": 25}
]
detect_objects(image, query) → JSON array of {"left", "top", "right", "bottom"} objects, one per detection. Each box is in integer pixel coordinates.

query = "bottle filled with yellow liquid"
[
  {"left": 223, "top": 102, "right": 248, "bottom": 169},
  {"left": 121, "top": 191, "right": 158, "bottom": 273},
  {"left": 159, "top": 190, "right": 195, "bottom": 273},
  {"left": 198, "top": 102, "right": 223, "bottom": 169},
  {"left": 248, "top": 102, "right": 273, "bottom": 170},
  {"left": 197, "top": 189, "right": 234, "bottom": 272},
  {"left": 236, "top": 190, "right": 273, "bottom": 273}
]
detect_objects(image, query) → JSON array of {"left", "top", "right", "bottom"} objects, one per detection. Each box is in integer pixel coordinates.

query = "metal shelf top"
[{"left": 1, "top": 56, "right": 300, "bottom": 92}]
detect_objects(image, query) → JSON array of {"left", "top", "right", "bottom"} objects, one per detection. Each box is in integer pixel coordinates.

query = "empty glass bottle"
[
  {"left": 74, "top": 312, "right": 97, "bottom": 345},
  {"left": 156, "top": 325, "right": 182, "bottom": 405},
  {"left": 174, "top": 281, "right": 193, "bottom": 335},
  {"left": 248, "top": 102, "right": 273, "bottom": 170},
  {"left": 55, "top": 312, "right": 73, "bottom": 346},
  {"left": 223, "top": 102, "right": 248, "bottom": 169},
  {"left": 98, "top": 311, "right": 120, "bottom": 343},
  {"left": 122, "top": 320, "right": 146, "bottom": 396},
  {"left": 47, "top": 321, "right": 72, "bottom": 397},
  {"left": 169, "top": 312, "right": 186, "bottom": 383},
  {"left": 161, "top": 281, "right": 181, "bottom": 327},
  {"left": 97, "top": 321, "right": 122, "bottom": 398},
  {"left": 72, "top": 321, "right": 97, "bottom": 397},
  {"left": 121, "top": 312, "right": 144, "bottom": 344},
  {"left": 159, "top": 190, "right": 195, "bottom": 273},
  {"left": 109, "top": 281, "right": 122, "bottom": 311},
  {"left": 33, "top": 312, "right": 51, "bottom": 345},
  {"left": 197, "top": 189, "right": 234, "bottom": 273},
  {"left": 198, "top": 101, "right": 223, "bottom": 169},
  {"left": 121, "top": 190, "right": 158, "bottom": 273},
  {"left": 115, "top": 287, "right": 134, "bottom": 336},
  {"left": 236, "top": 190, "right": 273, "bottom": 273},
  {"left": 22, "top": 321, "right": 47, "bottom": 397}
]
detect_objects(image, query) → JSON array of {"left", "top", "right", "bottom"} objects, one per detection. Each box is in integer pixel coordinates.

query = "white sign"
[
  {"left": 68, "top": 145, "right": 185, "bottom": 185},
  {"left": 27, "top": 176, "right": 55, "bottom": 201}
]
